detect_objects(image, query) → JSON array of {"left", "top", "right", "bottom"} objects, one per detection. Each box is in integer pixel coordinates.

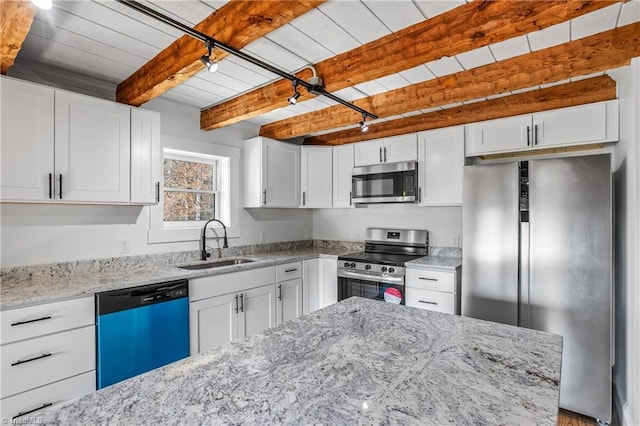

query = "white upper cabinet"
[
  {"left": 130, "top": 109, "right": 161, "bottom": 204},
  {"left": 54, "top": 91, "right": 131, "bottom": 203},
  {"left": 1, "top": 77, "right": 55, "bottom": 201},
  {"left": 354, "top": 134, "right": 417, "bottom": 166},
  {"left": 300, "top": 146, "right": 332, "bottom": 208},
  {"left": 465, "top": 100, "right": 619, "bottom": 156},
  {"left": 418, "top": 127, "right": 464, "bottom": 206},
  {"left": 243, "top": 137, "right": 300, "bottom": 208},
  {"left": 332, "top": 144, "right": 355, "bottom": 208}
]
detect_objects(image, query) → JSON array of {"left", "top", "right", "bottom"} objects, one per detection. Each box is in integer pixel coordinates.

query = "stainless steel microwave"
[{"left": 351, "top": 161, "right": 418, "bottom": 204}]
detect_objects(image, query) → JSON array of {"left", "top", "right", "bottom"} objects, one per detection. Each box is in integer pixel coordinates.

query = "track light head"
[
  {"left": 288, "top": 91, "right": 301, "bottom": 105},
  {"left": 200, "top": 39, "right": 218, "bottom": 73},
  {"left": 360, "top": 113, "right": 369, "bottom": 132}
]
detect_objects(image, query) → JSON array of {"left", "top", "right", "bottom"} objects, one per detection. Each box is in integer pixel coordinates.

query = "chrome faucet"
[{"left": 200, "top": 219, "right": 228, "bottom": 260}]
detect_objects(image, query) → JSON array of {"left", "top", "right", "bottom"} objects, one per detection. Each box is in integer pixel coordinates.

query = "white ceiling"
[{"left": 13, "top": 0, "right": 640, "bottom": 136}]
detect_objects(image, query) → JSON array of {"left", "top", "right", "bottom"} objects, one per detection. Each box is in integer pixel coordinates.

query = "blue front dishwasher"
[{"left": 96, "top": 279, "right": 190, "bottom": 389}]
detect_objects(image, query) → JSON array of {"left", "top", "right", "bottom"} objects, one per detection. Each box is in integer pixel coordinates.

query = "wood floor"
[{"left": 558, "top": 409, "right": 598, "bottom": 426}]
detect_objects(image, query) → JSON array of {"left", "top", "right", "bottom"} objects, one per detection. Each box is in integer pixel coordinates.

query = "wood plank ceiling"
[{"left": 4, "top": 0, "right": 640, "bottom": 146}]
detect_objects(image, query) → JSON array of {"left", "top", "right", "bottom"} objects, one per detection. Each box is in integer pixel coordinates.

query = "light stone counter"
[
  {"left": 405, "top": 255, "right": 462, "bottom": 271},
  {"left": 38, "top": 297, "right": 563, "bottom": 425}
]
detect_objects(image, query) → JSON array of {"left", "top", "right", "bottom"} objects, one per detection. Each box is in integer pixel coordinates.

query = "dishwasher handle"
[{"left": 96, "top": 279, "right": 189, "bottom": 315}]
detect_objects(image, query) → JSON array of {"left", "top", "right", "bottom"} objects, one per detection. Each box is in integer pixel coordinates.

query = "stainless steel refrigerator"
[{"left": 462, "top": 154, "right": 612, "bottom": 422}]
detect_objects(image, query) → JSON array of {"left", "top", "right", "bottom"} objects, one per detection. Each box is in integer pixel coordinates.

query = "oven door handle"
[{"left": 338, "top": 269, "right": 404, "bottom": 284}]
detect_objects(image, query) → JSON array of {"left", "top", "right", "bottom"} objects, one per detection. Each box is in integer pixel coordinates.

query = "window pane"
[
  {"left": 164, "top": 159, "right": 214, "bottom": 191},
  {"left": 164, "top": 192, "right": 215, "bottom": 221}
]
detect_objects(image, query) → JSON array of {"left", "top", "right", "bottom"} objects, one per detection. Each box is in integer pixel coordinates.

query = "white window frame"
[{"left": 148, "top": 135, "right": 240, "bottom": 244}]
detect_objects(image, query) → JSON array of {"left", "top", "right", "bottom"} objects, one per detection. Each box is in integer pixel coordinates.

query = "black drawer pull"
[
  {"left": 418, "top": 277, "right": 438, "bottom": 281},
  {"left": 419, "top": 300, "right": 438, "bottom": 305},
  {"left": 13, "top": 403, "right": 53, "bottom": 419},
  {"left": 284, "top": 268, "right": 298, "bottom": 273},
  {"left": 11, "top": 353, "right": 52, "bottom": 366},
  {"left": 11, "top": 316, "right": 52, "bottom": 326}
]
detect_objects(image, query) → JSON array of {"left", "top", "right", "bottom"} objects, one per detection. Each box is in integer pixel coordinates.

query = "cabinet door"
[
  {"left": 465, "top": 115, "right": 531, "bottom": 156},
  {"left": 319, "top": 258, "right": 338, "bottom": 309},
  {"left": 303, "top": 258, "right": 320, "bottom": 315},
  {"left": 130, "top": 108, "right": 161, "bottom": 204},
  {"left": 332, "top": 144, "right": 354, "bottom": 208},
  {"left": 532, "top": 101, "right": 617, "bottom": 147},
  {"left": 354, "top": 139, "right": 384, "bottom": 167},
  {"left": 0, "top": 77, "right": 54, "bottom": 201},
  {"left": 301, "top": 147, "right": 332, "bottom": 208},
  {"left": 263, "top": 139, "right": 300, "bottom": 207},
  {"left": 54, "top": 91, "right": 131, "bottom": 202},
  {"left": 240, "top": 284, "right": 276, "bottom": 338},
  {"left": 276, "top": 278, "right": 303, "bottom": 325},
  {"left": 418, "top": 127, "right": 464, "bottom": 206},
  {"left": 384, "top": 134, "right": 417, "bottom": 163},
  {"left": 189, "top": 293, "right": 238, "bottom": 354}
]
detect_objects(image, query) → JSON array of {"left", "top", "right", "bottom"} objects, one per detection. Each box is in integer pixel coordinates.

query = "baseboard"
[{"left": 613, "top": 382, "right": 634, "bottom": 425}]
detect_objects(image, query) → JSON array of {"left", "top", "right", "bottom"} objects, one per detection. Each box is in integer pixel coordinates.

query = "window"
[{"left": 163, "top": 150, "right": 219, "bottom": 227}]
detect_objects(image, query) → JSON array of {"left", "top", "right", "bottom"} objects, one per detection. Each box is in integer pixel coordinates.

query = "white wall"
[
  {"left": 313, "top": 204, "right": 462, "bottom": 247},
  {"left": 0, "top": 95, "right": 312, "bottom": 267},
  {"left": 610, "top": 61, "right": 640, "bottom": 426}
]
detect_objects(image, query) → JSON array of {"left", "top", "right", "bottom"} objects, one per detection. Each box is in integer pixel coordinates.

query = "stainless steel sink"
[{"left": 178, "top": 259, "right": 254, "bottom": 270}]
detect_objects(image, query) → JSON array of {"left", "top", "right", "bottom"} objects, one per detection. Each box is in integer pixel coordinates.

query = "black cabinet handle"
[
  {"left": 235, "top": 294, "right": 239, "bottom": 314},
  {"left": 11, "top": 353, "right": 52, "bottom": 366},
  {"left": 155, "top": 182, "right": 160, "bottom": 203},
  {"left": 534, "top": 124, "right": 539, "bottom": 145},
  {"left": 58, "top": 174, "right": 63, "bottom": 199},
  {"left": 11, "top": 316, "right": 52, "bottom": 327},
  {"left": 526, "top": 126, "right": 531, "bottom": 146},
  {"left": 418, "top": 277, "right": 438, "bottom": 281},
  {"left": 349, "top": 191, "right": 352, "bottom": 206},
  {"left": 13, "top": 403, "right": 53, "bottom": 419},
  {"left": 379, "top": 147, "right": 382, "bottom": 163},
  {"left": 284, "top": 268, "right": 298, "bottom": 273},
  {"left": 239, "top": 294, "right": 244, "bottom": 313},
  {"left": 278, "top": 284, "right": 282, "bottom": 301},
  {"left": 48, "top": 173, "right": 53, "bottom": 199},
  {"left": 383, "top": 147, "right": 387, "bottom": 162},
  {"left": 262, "top": 190, "right": 267, "bottom": 205},
  {"left": 419, "top": 300, "right": 438, "bottom": 305},
  {"left": 302, "top": 191, "right": 306, "bottom": 206}
]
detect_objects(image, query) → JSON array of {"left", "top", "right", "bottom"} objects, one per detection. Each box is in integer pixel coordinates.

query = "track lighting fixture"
[
  {"left": 200, "top": 40, "right": 218, "bottom": 73},
  {"left": 288, "top": 80, "right": 301, "bottom": 105},
  {"left": 360, "top": 113, "right": 369, "bottom": 133},
  {"left": 116, "top": 0, "right": 378, "bottom": 121}
]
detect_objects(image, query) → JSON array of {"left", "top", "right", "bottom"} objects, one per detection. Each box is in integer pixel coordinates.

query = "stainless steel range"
[{"left": 338, "top": 228, "right": 428, "bottom": 305}]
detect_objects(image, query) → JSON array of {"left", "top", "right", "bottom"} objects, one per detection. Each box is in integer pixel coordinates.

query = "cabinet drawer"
[
  {"left": 406, "top": 288, "right": 455, "bottom": 314},
  {"left": 406, "top": 269, "right": 455, "bottom": 293},
  {"left": 276, "top": 262, "right": 302, "bottom": 281},
  {"left": 1, "top": 297, "right": 94, "bottom": 345},
  {"left": 1, "top": 326, "right": 95, "bottom": 398},
  {"left": 0, "top": 371, "right": 95, "bottom": 421},
  {"left": 189, "top": 266, "right": 276, "bottom": 302}
]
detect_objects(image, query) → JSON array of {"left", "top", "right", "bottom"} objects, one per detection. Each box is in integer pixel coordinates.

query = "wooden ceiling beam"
[
  {"left": 116, "top": 0, "right": 325, "bottom": 107},
  {"left": 0, "top": 0, "right": 36, "bottom": 74},
  {"left": 263, "top": 22, "right": 639, "bottom": 140},
  {"left": 303, "top": 75, "right": 617, "bottom": 146},
  {"left": 201, "top": 0, "right": 621, "bottom": 131}
]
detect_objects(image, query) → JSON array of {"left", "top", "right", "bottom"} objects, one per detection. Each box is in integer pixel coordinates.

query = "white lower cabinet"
[
  {"left": 189, "top": 266, "right": 278, "bottom": 354},
  {"left": 0, "top": 297, "right": 96, "bottom": 419},
  {"left": 0, "top": 371, "right": 95, "bottom": 421},
  {"left": 405, "top": 267, "right": 460, "bottom": 315},
  {"left": 275, "top": 262, "right": 303, "bottom": 324},
  {"left": 302, "top": 258, "right": 337, "bottom": 314}
]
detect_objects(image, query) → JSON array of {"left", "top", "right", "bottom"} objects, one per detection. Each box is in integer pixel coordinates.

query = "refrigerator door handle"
[{"left": 519, "top": 222, "right": 530, "bottom": 328}]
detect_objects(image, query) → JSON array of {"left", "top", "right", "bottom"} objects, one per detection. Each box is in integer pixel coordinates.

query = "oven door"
[
  {"left": 337, "top": 272, "right": 405, "bottom": 305},
  {"left": 351, "top": 161, "right": 417, "bottom": 204}
]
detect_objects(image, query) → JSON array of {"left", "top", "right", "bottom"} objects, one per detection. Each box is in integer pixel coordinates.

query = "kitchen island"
[{"left": 38, "top": 297, "right": 562, "bottom": 425}]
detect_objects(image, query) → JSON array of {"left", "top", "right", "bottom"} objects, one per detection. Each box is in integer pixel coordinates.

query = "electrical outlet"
[
  {"left": 355, "top": 231, "right": 361, "bottom": 240},
  {"left": 259, "top": 231, "right": 267, "bottom": 243},
  {"left": 119, "top": 239, "right": 130, "bottom": 254},
  {"left": 452, "top": 235, "right": 461, "bottom": 248}
]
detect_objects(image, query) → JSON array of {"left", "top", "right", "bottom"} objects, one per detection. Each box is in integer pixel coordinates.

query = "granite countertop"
[
  {"left": 405, "top": 255, "right": 462, "bottom": 271},
  {"left": 0, "top": 248, "right": 351, "bottom": 310},
  {"left": 39, "top": 297, "right": 563, "bottom": 425}
]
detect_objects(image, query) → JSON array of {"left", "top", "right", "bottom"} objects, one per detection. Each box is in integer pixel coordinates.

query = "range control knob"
[
  {"left": 388, "top": 267, "right": 395, "bottom": 273},
  {"left": 381, "top": 266, "right": 388, "bottom": 273},
  {"left": 343, "top": 262, "right": 350, "bottom": 268},
  {"left": 350, "top": 262, "right": 356, "bottom": 268},
  {"left": 364, "top": 264, "right": 372, "bottom": 270}
]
